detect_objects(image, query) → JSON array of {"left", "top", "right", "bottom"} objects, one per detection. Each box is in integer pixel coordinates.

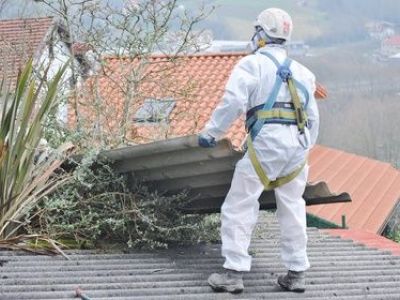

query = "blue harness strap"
[
  {"left": 261, "top": 52, "right": 309, "bottom": 108},
  {"left": 250, "top": 56, "right": 292, "bottom": 140}
]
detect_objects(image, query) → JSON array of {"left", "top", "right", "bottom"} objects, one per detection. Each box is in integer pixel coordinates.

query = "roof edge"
[
  {"left": 103, "top": 51, "right": 249, "bottom": 61},
  {"left": 378, "top": 197, "right": 400, "bottom": 234},
  {"left": 323, "top": 228, "right": 400, "bottom": 256},
  {"left": 0, "top": 16, "right": 54, "bottom": 23}
]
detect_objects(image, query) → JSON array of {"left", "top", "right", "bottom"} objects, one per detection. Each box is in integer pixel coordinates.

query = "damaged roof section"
[{"left": 102, "top": 135, "right": 350, "bottom": 213}]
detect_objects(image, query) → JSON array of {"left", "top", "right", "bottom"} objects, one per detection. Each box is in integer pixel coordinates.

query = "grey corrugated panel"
[
  {"left": 3, "top": 275, "right": 400, "bottom": 294},
  {"left": 3, "top": 284, "right": 400, "bottom": 299},
  {"left": 77, "top": 297, "right": 400, "bottom": 300},
  {"left": 3, "top": 262, "right": 399, "bottom": 278},
  {"left": 99, "top": 135, "right": 351, "bottom": 213},
  {"left": 1, "top": 214, "right": 400, "bottom": 300}
]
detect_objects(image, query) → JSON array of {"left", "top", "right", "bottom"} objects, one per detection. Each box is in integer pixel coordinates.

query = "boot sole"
[
  {"left": 207, "top": 279, "right": 244, "bottom": 294},
  {"left": 277, "top": 280, "right": 305, "bottom": 293}
]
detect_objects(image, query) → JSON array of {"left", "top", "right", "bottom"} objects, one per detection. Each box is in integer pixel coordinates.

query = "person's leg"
[
  {"left": 274, "top": 165, "right": 310, "bottom": 292},
  {"left": 221, "top": 154, "right": 265, "bottom": 271},
  {"left": 208, "top": 154, "right": 264, "bottom": 293}
]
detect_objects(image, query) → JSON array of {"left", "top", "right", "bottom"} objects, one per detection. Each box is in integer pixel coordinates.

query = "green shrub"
[{"left": 23, "top": 153, "right": 220, "bottom": 249}]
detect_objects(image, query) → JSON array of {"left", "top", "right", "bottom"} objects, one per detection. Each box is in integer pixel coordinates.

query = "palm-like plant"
[{"left": 0, "top": 59, "right": 71, "bottom": 239}]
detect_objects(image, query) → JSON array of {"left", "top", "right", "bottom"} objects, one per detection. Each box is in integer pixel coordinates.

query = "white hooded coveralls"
[{"left": 203, "top": 45, "right": 319, "bottom": 272}]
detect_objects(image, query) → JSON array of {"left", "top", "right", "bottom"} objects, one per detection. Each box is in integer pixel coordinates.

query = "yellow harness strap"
[
  {"left": 247, "top": 135, "right": 306, "bottom": 190},
  {"left": 256, "top": 109, "right": 307, "bottom": 122}
]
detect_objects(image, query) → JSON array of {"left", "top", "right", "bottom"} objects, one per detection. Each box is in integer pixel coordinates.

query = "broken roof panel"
[
  {"left": 1, "top": 213, "right": 400, "bottom": 299},
  {"left": 102, "top": 135, "right": 350, "bottom": 212}
]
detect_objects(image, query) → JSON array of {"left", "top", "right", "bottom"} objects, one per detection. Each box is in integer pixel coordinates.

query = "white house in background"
[
  {"left": 0, "top": 16, "right": 93, "bottom": 122},
  {"left": 204, "top": 40, "right": 310, "bottom": 57},
  {"left": 365, "top": 21, "right": 396, "bottom": 41},
  {"left": 204, "top": 40, "right": 249, "bottom": 53}
]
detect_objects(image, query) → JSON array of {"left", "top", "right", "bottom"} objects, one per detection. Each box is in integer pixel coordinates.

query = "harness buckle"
[{"left": 276, "top": 65, "right": 292, "bottom": 82}]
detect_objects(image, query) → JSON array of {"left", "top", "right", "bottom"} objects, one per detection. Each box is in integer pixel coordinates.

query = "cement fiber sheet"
[{"left": 102, "top": 135, "right": 351, "bottom": 213}]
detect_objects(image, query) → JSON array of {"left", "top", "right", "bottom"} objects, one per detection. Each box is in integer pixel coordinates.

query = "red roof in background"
[
  {"left": 308, "top": 145, "right": 400, "bottom": 234},
  {"left": 0, "top": 17, "right": 54, "bottom": 83},
  {"left": 384, "top": 35, "right": 400, "bottom": 46},
  {"left": 74, "top": 52, "right": 400, "bottom": 234},
  {"left": 73, "top": 53, "right": 247, "bottom": 146},
  {"left": 73, "top": 52, "right": 326, "bottom": 146}
]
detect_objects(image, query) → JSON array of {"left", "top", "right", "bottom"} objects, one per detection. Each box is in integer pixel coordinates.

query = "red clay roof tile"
[{"left": 0, "top": 17, "right": 54, "bottom": 84}]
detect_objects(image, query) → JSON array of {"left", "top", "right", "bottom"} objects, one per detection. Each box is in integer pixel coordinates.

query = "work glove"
[{"left": 198, "top": 133, "right": 216, "bottom": 148}]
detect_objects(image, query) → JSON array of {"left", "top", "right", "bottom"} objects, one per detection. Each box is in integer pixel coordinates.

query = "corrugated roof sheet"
[
  {"left": 101, "top": 135, "right": 350, "bottom": 212},
  {"left": 1, "top": 213, "right": 400, "bottom": 299},
  {"left": 0, "top": 17, "right": 54, "bottom": 84},
  {"left": 308, "top": 145, "right": 400, "bottom": 234}
]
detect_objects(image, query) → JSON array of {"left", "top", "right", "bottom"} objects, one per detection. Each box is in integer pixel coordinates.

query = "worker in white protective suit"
[{"left": 198, "top": 8, "right": 319, "bottom": 294}]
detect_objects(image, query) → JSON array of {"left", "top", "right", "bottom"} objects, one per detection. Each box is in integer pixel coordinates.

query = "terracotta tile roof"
[
  {"left": 73, "top": 52, "right": 326, "bottom": 148},
  {"left": 72, "top": 53, "right": 247, "bottom": 146},
  {"left": 0, "top": 17, "right": 54, "bottom": 83},
  {"left": 308, "top": 145, "right": 400, "bottom": 234}
]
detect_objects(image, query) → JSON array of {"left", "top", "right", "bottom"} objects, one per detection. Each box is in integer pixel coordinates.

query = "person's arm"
[{"left": 202, "top": 56, "right": 259, "bottom": 141}]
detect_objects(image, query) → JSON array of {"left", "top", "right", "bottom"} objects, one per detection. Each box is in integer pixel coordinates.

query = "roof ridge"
[
  {"left": 0, "top": 16, "right": 53, "bottom": 23},
  {"left": 104, "top": 52, "right": 248, "bottom": 61}
]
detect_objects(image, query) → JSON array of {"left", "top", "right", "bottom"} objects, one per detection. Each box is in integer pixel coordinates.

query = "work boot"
[
  {"left": 277, "top": 270, "right": 306, "bottom": 293},
  {"left": 207, "top": 269, "right": 244, "bottom": 293}
]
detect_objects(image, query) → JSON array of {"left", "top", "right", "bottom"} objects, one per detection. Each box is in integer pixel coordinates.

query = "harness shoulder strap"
[
  {"left": 260, "top": 52, "right": 309, "bottom": 108},
  {"left": 250, "top": 57, "right": 292, "bottom": 140}
]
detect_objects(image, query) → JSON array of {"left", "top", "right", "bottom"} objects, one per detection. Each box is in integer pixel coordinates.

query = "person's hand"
[
  {"left": 315, "top": 82, "right": 328, "bottom": 99},
  {"left": 198, "top": 133, "right": 216, "bottom": 148}
]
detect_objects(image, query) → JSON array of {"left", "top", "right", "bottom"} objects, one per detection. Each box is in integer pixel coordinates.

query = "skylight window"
[{"left": 134, "top": 98, "right": 175, "bottom": 123}]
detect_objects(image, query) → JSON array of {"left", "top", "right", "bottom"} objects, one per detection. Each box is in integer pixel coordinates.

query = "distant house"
[
  {"left": 365, "top": 21, "right": 396, "bottom": 40},
  {"left": 73, "top": 52, "right": 400, "bottom": 235},
  {"left": 204, "top": 40, "right": 249, "bottom": 53},
  {"left": 0, "top": 17, "right": 93, "bottom": 121},
  {"left": 381, "top": 35, "right": 400, "bottom": 58}
]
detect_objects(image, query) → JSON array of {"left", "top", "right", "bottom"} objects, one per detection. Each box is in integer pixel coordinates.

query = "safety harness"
[{"left": 246, "top": 51, "right": 309, "bottom": 191}]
